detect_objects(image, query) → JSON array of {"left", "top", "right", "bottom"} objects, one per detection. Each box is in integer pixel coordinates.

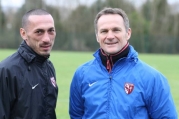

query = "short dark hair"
[
  {"left": 22, "top": 9, "right": 50, "bottom": 29},
  {"left": 94, "top": 7, "right": 130, "bottom": 34}
]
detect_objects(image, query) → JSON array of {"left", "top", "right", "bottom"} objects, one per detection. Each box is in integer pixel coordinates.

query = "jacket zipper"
[{"left": 107, "top": 75, "right": 112, "bottom": 119}]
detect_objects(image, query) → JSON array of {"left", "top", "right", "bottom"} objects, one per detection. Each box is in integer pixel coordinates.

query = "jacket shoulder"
[
  {"left": 75, "top": 58, "right": 96, "bottom": 73},
  {"left": 135, "top": 59, "right": 163, "bottom": 75},
  {"left": 0, "top": 51, "right": 27, "bottom": 73}
]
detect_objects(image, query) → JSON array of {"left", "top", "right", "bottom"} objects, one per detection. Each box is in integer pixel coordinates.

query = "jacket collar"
[
  {"left": 93, "top": 44, "right": 138, "bottom": 72},
  {"left": 18, "top": 41, "right": 49, "bottom": 64},
  {"left": 99, "top": 43, "right": 129, "bottom": 72}
]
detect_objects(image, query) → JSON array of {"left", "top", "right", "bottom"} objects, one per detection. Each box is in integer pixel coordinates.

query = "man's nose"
[
  {"left": 106, "top": 31, "right": 115, "bottom": 39},
  {"left": 42, "top": 32, "right": 50, "bottom": 42}
]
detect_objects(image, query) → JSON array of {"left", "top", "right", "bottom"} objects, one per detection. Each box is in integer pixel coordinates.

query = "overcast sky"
[
  {"left": 1, "top": 0, "right": 96, "bottom": 8},
  {"left": 1, "top": 0, "right": 179, "bottom": 8}
]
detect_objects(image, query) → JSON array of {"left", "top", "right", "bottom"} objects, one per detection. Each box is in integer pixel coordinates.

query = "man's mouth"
[
  {"left": 105, "top": 42, "right": 118, "bottom": 45},
  {"left": 40, "top": 45, "right": 51, "bottom": 50}
]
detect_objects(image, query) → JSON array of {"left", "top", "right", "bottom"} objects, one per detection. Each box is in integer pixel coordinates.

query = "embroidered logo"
[
  {"left": 89, "top": 81, "right": 97, "bottom": 87},
  {"left": 124, "top": 83, "right": 134, "bottom": 94},
  {"left": 50, "top": 77, "right": 57, "bottom": 87},
  {"left": 32, "top": 83, "right": 39, "bottom": 89}
]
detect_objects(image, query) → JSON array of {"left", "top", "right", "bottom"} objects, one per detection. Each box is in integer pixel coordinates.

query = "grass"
[{"left": 0, "top": 49, "right": 179, "bottom": 118}]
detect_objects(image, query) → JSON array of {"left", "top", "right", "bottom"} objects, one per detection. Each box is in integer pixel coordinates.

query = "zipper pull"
[{"left": 107, "top": 59, "right": 111, "bottom": 72}]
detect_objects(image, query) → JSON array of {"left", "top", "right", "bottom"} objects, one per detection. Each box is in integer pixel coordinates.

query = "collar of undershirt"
[{"left": 99, "top": 42, "right": 129, "bottom": 72}]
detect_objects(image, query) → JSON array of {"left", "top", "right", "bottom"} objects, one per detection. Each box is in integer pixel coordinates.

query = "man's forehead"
[
  {"left": 28, "top": 14, "right": 52, "bottom": 20},
  {"left": 25, "top": 15, "right": 54, "bottom": 31},
  {"left": 27, "top": 15, "right": 54, "bottom": 25}
]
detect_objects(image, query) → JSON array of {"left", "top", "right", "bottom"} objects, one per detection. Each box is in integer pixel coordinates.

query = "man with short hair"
[
  {"left": 69, "top": 7, "right": 178, "bottom": 119},
  {"left": 0, "top": 9, "right": 58, "bottom": 119}
]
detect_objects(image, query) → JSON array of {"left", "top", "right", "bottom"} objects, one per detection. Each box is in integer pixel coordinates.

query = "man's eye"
[
  {"left": 36, "top": 31, "right": 42, "bottom": 34},
  {"left": 101, "top": 30, "right": 107, "bottom": 33},
  {"left": 49, "top": 29, "right": 55, "bottom": 32},
  {"left": 114, "top": 29, "right": 120, "bottom": 32}
]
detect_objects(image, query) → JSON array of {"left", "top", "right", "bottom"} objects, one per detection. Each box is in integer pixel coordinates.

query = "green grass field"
[{"left": 0, "top": 49, "right": 179, "bottom": 118}]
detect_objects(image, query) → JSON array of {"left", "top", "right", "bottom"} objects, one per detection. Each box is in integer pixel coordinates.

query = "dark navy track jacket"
[{"left": 0, "top": 41, "right": 58, "bottom": 119}]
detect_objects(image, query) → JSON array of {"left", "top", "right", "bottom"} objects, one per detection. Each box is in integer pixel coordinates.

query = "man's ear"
[
  {"left": 20, "top": 28, "right": 27, "bottom": 40},
  {"left": 126, "top": 28, "right": 132, "bottom": 41},
  {"left": 96, "top": 34, "right": 99, "bottom": 43}
]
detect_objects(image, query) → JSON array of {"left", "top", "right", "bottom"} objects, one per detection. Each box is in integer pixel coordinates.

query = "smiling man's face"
[{"left": 96, "top": 14, "right": 131, "bottom": 55}]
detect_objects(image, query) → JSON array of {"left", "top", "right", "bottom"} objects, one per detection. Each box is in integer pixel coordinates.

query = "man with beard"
[{"left": 0, "top": 9, "right": 58, "bottom": 119}]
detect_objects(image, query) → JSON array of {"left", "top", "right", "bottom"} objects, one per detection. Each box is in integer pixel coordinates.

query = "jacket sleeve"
[
  {"left": 0, "top": 67, "right": 11, "bottom": 119},
  {"left": 69, "top": 68, "right": 84, "bottom": 119},
  {"left": 146, "top": 73, "right": 178, "bottom": 118}
]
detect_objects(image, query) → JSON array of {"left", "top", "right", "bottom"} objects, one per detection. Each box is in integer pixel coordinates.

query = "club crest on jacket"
[
  {"left": 50, "top": 77, "right": 56, "bottom": 87},
  {"left": 124, "top": 83, "right": 134, "bottom": 94}
]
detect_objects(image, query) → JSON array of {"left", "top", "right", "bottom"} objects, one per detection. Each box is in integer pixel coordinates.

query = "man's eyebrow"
[
  {"left": 100, "top": 28, "right": 108, "bottom": 31},
  {"left": 48, "top": 27, "right": 55, "bottom": 30},
  {"left": 34, "top": 27, "right": 55, "bottom": 31},
  {"left": 35, "top": 28, "right": 44, "bottom": 31}
]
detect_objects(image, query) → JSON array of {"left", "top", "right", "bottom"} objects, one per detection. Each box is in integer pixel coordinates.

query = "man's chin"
[
  {"left": 39, "top": 51, "right": 50, "bottom": 57},
  {"left": 105, "top": 49, "right": 119, "bottom": 55}
]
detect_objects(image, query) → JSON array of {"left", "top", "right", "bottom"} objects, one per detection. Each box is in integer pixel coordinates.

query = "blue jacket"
[{"left": 69, "top": 46, "right": 178, "bottom": 119}]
